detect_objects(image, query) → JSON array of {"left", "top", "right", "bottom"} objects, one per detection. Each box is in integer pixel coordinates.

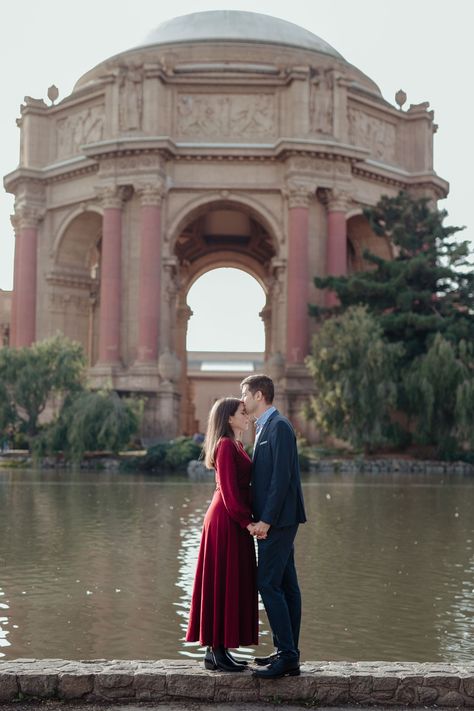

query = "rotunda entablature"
[{"left": 3, "top": 9, "right": 448, "bottom": 205}]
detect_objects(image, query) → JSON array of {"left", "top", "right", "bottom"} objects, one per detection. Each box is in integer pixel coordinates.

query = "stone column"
[
  {"left": 176, "top": 299, "right": 192, "bottom": 434},
  {"left": 13, "top": 208, "right": 41, "bottom": 347},
  {"left": 286, "top": 187, "right": 312, "bottom": 364},
  {"left": 9, "top": 216, "right": 20, "bottom": 347},
  {"left": 97, "top": 187, "right": 123, "bottom": 366},
  {"left": 325, "top": 190, "right": 349, "bottom": 308},
  {"left": 135, "top": 184, "right": 163, "bottom": 364}
]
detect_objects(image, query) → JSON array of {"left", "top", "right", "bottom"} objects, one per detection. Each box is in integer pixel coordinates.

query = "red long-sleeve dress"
[{"left": 186, "top": 437, "right": 258, "bottom": 648}]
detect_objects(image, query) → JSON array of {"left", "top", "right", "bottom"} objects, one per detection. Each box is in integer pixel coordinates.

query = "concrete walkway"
[{"left": 1, "top": 659, "right": 474, "bottom": 707}]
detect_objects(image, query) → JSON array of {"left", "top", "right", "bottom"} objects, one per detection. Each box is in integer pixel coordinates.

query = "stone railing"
[{"left": 1, "top": 659, "right": 474, "bottom": 706}]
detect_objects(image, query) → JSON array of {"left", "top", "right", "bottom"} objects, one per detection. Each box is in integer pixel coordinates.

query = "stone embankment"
[
  {"left": 2, "top": 660, "right": 474, "bottom": 706},
  {"left": 310, "top": 459, "right": 474, "bottom": 475}
]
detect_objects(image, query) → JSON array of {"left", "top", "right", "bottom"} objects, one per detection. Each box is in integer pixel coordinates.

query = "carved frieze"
[
  {"left": 97, "top": 153, "right": 165, "bottom": 180},
  {"left": 177, "top": 93, "right": 276, "bottom": 139},
  {"left": 56, "top": 105, "right": 104, "bottom": 159},
  {"left": 49, "top": 292, "right": 91, "bottom": 315},
  {"left": 348, "top": 108, "right": 396, "bottom": 163}
]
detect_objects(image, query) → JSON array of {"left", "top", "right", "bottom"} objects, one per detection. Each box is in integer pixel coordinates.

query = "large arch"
[
  {"left": 49, "top": 210, "right": 102, "bottom": 363},
  {"left": 167, "top": 192, "right": 282, "bottom": 255},
  {"left": 168, "top": 201, "right": 278, "bottom": 434}
]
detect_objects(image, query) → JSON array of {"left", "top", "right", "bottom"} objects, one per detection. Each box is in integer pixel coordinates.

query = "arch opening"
[
  {"left": 184, "top": 267, "right": 266, "bottom": 436},
  {"left": 171, "top": 203, "right": 276, "bottom": 436}
]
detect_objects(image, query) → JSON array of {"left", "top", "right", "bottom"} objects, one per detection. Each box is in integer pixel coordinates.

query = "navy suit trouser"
[{"left": 257, "top": 524, "right": 301, "bottom": 658}]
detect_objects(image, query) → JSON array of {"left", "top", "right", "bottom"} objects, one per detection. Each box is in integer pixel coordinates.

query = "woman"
[{"left": 186, "top": 397, "right": 258, "bottom": 672}]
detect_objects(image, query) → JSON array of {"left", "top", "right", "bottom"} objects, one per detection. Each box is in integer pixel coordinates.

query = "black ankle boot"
[
  {"left": 206, "top": 645, "right": 244, "bottom": 672},
  {"left": 224, "top": 649, "right": 248, "bottom": 666}
]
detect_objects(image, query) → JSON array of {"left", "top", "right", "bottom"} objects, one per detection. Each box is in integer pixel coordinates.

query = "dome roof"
[{"left": 136, "top": 11, "right": 345, "bottom": 60}]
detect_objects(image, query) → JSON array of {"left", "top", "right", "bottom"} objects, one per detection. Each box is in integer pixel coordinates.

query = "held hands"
[{"left": 247, "top": 521, "right": 270, "bottom": 540}]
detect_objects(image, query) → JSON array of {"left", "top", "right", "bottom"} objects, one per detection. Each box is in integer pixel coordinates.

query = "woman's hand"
[{"left": 247, "top": 522, "right": 267, "bottom": 539}]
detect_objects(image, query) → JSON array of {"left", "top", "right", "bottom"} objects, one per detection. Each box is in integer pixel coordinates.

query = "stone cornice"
[
  {"left": 82, "top": 138, "right": 175, "bottom": 162},
  {"left": 3, "top": 168, "right": 44, "bottom": 195},
  {"left": 46, "top": 268, "right": 96, "bottom": 290},
  {"left": 353, "top": 163, "right": 449, "bottom": 198},
  {"left": 4, "top": 161, "right": 99, "bottom": 191},
  {"left": 4, "top": 140, "right": 448, "bottom": 198}
]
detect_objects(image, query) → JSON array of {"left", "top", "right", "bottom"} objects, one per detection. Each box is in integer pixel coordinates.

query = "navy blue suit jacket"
[{"left": 251, "top": 409, "right": 307, "bottom": 528}]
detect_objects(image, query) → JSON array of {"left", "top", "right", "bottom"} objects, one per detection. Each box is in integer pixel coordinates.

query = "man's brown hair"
[{"left": 240, "top": 374, "right": 274, "bottom": 404}]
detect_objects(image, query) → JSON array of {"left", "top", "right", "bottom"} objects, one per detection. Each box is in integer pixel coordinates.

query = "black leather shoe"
[
  {"left": 252, "top": 656, "right": 300, "bottom": 679},
  {"left": 204, "top": 646, "right": 244, "bottom": 672},
  {"left": 225, "top": 649, "right": 248, "bottom": 666},
  {"left": 254, "top": 652, "right": 280, "bottom": 666}
]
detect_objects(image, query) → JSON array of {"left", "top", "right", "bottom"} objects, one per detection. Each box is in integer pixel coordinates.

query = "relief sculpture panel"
[
  {"left": 177, "top": 93, "right": 276, "bottom": 139},
  {"left": 56, "top": 105, "right": 104, "bottom": 159},
  {"left": 348, "top": 108, "right": 396, "bottom": 163}
]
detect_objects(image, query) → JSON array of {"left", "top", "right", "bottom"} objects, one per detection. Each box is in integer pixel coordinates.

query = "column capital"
[
  {"left": 95, "top": 185, "right": 132, "bottom": 209},
  {"left": 284, "top": 179, "right": 315, "bottom": 208},
  {"left": 318, "top": 187, "right": 351, "bottom": 213},
  {"left": 12, "top": 205, "right": 44, "bottom": 230},
  {"left": 136, "top": 181, "right": 165, "bottom": 206}
]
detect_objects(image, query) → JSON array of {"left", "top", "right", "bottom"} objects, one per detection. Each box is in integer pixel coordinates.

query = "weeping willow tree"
[
  {"left": 45, "top": 390, "right": 143, "bottom": 462},
  {"left": 0, "top": 335, "right": 85, "bottom": 440},
  {"left": 404, "top": 335, "right": 474, "bottom": 458},
  {"left": 305, "top": 306, "right": 403, "bottom": 453}
]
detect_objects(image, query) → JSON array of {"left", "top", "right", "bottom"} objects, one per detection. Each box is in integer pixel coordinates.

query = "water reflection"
[
  {"left": 0, "top": 468, "right": 474, "bottom": 661},
  {"left": 0, "top": 587, "right": 11, "bottom": 657},
  {"left": 175, "top": 500, "right": 208, "bottom": 658}
]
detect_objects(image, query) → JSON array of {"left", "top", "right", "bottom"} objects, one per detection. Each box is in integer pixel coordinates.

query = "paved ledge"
[{"left": 2, "top": 660, "right": 474, "bottom": 706}]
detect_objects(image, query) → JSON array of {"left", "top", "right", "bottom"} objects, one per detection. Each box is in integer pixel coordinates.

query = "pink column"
[
  {"left": 325, "top": 194, "right": 348, "bottom": 307},
  {"left": 136, "top": 185, "right": 163, "bottom": 363},
  {"left": 98, "top": 189, "right": 123, "bottom": 365},
  {"left": 9, "top": 219, "right": 20, "bottom": 347},
  {"left": 15, "top": 212, "right": 39, "bottom": 347},
  {"left": 286, "top": 195, "right": 310, "bottom": 364}
]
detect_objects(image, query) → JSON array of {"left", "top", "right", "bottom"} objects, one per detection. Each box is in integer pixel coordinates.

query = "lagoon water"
[{"left": 1, "top": 467, "right": 474, "bottom": 662}]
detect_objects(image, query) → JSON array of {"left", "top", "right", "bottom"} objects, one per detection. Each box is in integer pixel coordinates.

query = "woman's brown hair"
[{"left": 203, "top": 397, "right": 242, "bottom": 469}]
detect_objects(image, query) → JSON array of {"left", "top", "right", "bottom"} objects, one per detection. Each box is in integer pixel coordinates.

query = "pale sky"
[{"left": 1, "top": 0, "right": 472, "bottom": 351}]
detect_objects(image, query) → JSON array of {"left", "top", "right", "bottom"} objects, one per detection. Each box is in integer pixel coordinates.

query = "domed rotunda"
[{"left": 4, "top": 11, "right": 448, "bottom": 439}]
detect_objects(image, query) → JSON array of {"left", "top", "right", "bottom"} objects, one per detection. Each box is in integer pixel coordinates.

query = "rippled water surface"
[{"left": 1, "top": 467, "right": 474, "bottom": 662}]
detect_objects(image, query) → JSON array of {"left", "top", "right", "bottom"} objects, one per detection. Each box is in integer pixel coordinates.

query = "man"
[{"left": 241, "top": 374, "right": 306, "bottom": 679}]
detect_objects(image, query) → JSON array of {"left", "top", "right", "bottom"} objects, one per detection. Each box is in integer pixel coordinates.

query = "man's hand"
[{"left": 253, "top": 520, "right": 270, "bottom": 539}]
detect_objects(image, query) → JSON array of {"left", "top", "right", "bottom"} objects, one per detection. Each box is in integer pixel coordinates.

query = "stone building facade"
[{"left": 3, "top": 11, "right": 448, "bottom": 439}]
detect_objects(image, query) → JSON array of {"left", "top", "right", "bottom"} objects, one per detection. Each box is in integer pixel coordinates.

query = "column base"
[
  {"left": 88, "top": 362, "right": 123, "bottom": 389},
  {"left": 140, "top": 382, "right": 182, "bottom": 447}
]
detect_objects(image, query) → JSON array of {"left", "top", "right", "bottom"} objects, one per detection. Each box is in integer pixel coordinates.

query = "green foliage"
[
  {"left": 308, "top": 191, "right": 474, "bottom": 459},
  {"left": 126, "top": 436, "right": 203, "bottom": 472},
  {"left": 56, "top": 390, "right": 142, "bottom": 462},
  {"left": 311, "top": 191, "right": 474, "bottom": 361},
  {"left": 296, "top": 436, "right": 312, "bottom": 471},
  {"left": 0, "top": 335, "right": 86, "bottom": 440},
  {"left": 403, "top": 335, "right": 472, "bottom": 457},
  {"left": 305, "top": 306, "right": 403, "bottom": 452}
]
